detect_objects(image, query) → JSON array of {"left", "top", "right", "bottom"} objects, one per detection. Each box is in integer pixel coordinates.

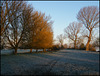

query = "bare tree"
[
  {"left": 57, "top": 34, "right": 65, "bottom": 48},
  {"left": 19, "top": 3, "right": 34, "bottom": 53},
  {"left": 64, "top": 22, "right": 83, "bottom": 49},
  {"left": 1, "top": 1, "right": 8, "bottom": 37},
  {"left": 1, "top": 1, "right": 24, "bottom": 36},
  {"left": 77, "top": 6, "right": 99, "bottom": 51},
  {"left": 4, "top": 1, "right": 33, "bottom": 54},
  {"left": 1, "top": 1, "right": 23, "bottom": 49}
]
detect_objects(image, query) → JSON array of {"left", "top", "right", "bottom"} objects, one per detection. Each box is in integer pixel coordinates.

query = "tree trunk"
[
  {"left": 74, "top": 41, "right": 77, "bottom": 49},
  {"left": 14, "top": 47, "right": 17, "bottom": 54},
  {"left": 36, "top": 49, "right": 38, "bottom": 52},
  {"left": 43, "top": 48, "right": 46, "bottom": 52},
  {"left": 30, "top": 49, "right": 32, "bottom": 53},
  {"left": 74, "top": 35, "right": 77, "bottom": 49},
  {"left": 86, "top": 41, "right": 90, "bottom": 51},
  {"left": 86, "top": 30, "right": 92, "bottom": 51}
]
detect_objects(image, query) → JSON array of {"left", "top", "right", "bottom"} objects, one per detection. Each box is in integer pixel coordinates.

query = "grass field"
[{"left": 1, "top": 49, "right": 99, "bottom": 75}]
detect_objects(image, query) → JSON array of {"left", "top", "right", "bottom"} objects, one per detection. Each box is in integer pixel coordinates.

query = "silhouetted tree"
[
  {"left": 19, "top": 3, "right": 34, "bottom": 53},
  {"left": 77, "top": 6, "right": 99, "bottom": 51},
  {"left": 1, "top": 1, "right": 22, "bottom": 36},
  {"left": 4, "top": 1, "right": 32, "bottom": 54},
  {"left": 1, "top": 1, "right": 23, "bottom": 50}
]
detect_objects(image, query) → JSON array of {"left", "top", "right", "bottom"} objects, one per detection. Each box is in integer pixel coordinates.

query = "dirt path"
[{"left": 1, "top": 49, "right": 99, "bottom": 75}]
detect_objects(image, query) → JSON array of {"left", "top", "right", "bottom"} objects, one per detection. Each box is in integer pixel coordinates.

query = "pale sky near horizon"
[{"left": 27, "top": 1, "right": 99, "bottom": 45}]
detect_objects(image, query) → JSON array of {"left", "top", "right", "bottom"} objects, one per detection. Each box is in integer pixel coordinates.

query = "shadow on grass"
[{"left": 1, "top": 49, "right": 99, "bottom": 75}]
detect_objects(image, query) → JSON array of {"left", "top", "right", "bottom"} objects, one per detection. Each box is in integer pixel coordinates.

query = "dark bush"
[
  {"left": 61, "top": 45, "right": 64, "bottom": 49},
  {"left": 89, "top": 44, "right": 96, "bottom": 51},
  {"left": 51, "top": 45, "right": 60, "bottom": 50},
  {"left": 79, "top": 44, "right": 96, "bottom": 51},
  {"left": 79, "top": 43, "right": 86, "bottom": 50},
  {"left": 0, "top": 45, "right": 4, "bottom": 50}
]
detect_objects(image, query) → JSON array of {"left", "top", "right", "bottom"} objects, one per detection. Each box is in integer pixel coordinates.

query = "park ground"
[{"left": 1, "top": 49, "right": 99, "bottom": 75}]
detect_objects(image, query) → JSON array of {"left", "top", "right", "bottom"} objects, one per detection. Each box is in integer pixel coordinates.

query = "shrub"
[
  {"left": 79, "top": 43, "right": 86, "bottom": 50},
  {"left": 89, "top": 44, "right": 96, "bottom": 51},
  {"left": 51, "top": 45, "right": 60, "bottom": 50}
]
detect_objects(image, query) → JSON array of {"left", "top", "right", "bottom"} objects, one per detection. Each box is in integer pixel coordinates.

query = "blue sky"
[{"left": 27, "top": 1, "right": 99, "bottom": 43}]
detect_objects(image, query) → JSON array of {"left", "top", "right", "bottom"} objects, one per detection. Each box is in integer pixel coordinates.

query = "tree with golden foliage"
[
  {"left": 77, "top": 6, "right": 99, "bottom": 51},
  {"left": 30, "top": 11, "right": 53, "bottom": 52}
]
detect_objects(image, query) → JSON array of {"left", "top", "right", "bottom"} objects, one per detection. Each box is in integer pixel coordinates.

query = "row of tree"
[
  {"left": 1, "top": 1, "right": 99, "bottom": 53},
  {"left": 1, "top": 1, "right": 53, "bottom": 54},
  {"left": 57, "top": 6, "right": 99, "bottom": 51}
]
